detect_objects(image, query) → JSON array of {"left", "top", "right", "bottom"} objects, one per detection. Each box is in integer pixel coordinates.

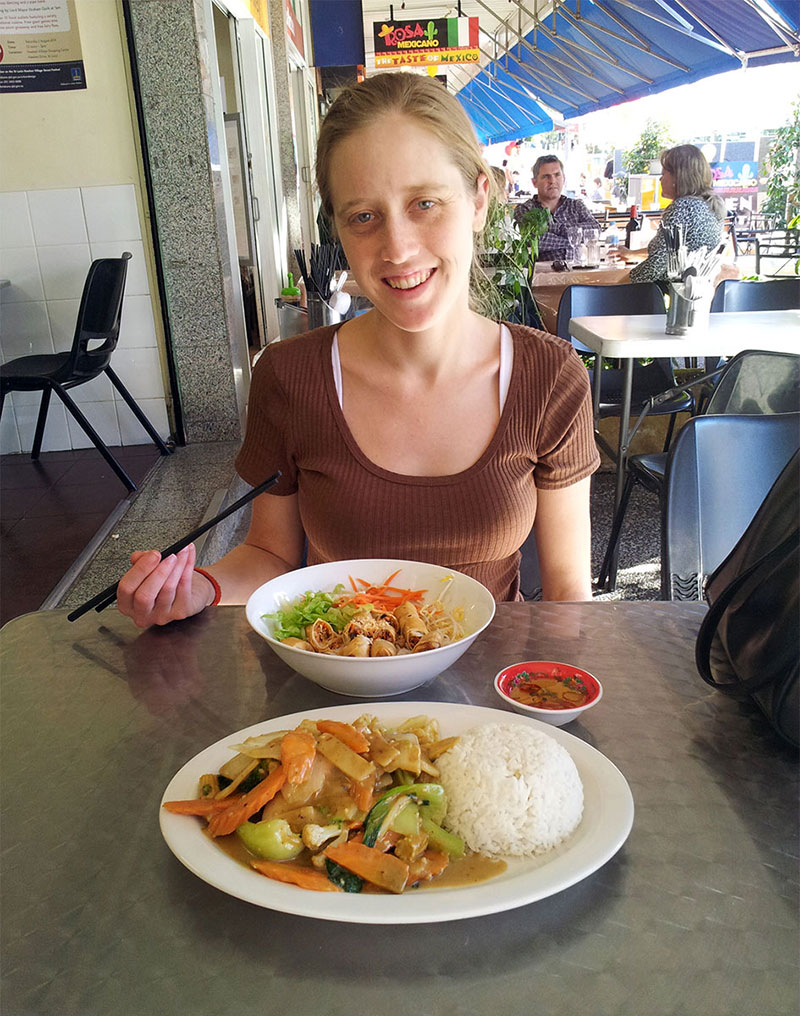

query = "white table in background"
[{"left": 568, "top": 309, "right": 799, "bottom": 543}]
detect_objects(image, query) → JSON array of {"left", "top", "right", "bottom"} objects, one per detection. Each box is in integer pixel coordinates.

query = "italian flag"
[{"left": 446, "top": 17, "right": 479, "bottom": 49}]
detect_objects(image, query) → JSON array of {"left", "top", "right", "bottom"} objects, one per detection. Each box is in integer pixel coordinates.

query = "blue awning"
[
  {"left": 458, "top": 0, "right": 799, "bottom": 143},
  {"left": 459, "top": 67, "right": 554, "bottom": 145}
]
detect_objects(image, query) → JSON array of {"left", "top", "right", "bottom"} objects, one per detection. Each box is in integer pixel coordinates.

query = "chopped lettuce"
[{"left": 265, "top": 585, "right": 360, "bottom": 641}]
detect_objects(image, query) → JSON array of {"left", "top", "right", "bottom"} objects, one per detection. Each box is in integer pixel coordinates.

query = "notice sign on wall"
[
  {"left": 373, "top": 17, "right": 479, "bottom": 68},
  {"left": 0, "top": 0, "right": 86, "bottom": 93}
]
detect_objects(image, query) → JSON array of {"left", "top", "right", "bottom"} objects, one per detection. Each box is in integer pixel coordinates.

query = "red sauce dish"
[{"left": 494, "top": 661, "right": 602, "bottom": 726}]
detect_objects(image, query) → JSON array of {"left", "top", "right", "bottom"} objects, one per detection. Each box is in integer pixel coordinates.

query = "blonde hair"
[
  {"left": 315, "top": 73, "right": 502, "bottom": 314},
  {"left": 661, "top": 144, "right": 725, "bottom": 219},
  {"left": 316, "top": 73, "right": 501, "bottom": 221}
]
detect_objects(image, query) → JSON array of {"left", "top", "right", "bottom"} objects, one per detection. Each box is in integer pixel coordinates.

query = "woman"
[
  {"left": 117, "top": 74, "right": 599, "bottom": 628},
  {"left": 626, "top": 144, "right": 725, "bottom": 282}
]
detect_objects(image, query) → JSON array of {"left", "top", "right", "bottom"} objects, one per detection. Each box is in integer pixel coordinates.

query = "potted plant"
[
  {"left": 761, "top": 98, "right": 800, "bottom": 227},
  {"left": 478, "top": 204, "right": 551, "bottom": 327}
]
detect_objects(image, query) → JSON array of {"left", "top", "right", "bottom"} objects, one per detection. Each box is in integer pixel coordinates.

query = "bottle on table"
[
  {"left": 603, "top": 223, "right": 620, "bottom": 262},
  {"left": 625, "top": 205, "right": 642, "bottom": 249},
  {"left": 280, "top": 272, "right": 301, "bottom": 304}
]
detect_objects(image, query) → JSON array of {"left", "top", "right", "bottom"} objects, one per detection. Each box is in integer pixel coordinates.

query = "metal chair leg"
[
  {"left": 31, "top": 387, "right": 52, "bottom": 459},
  {"left": 662, "top": 412, "right": 677, "bottom": 453},
  {"left": 598, "top": 470, "right": 637, "bottom": 592},
  {"left": 49, "top": 384, "right": 136, "bottom": 491},
  {"left": 104, "top": 366, "right": 171, "bottom": 455}
]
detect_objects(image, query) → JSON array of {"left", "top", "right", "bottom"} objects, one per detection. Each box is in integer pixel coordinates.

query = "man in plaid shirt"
[{"left": 514, "top": 155, "right": 598, "bottom": 261}]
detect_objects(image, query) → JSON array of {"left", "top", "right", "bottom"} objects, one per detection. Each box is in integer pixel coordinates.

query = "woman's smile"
[{"left": 384, "top": 268, "right": 435, "bottom": 291}]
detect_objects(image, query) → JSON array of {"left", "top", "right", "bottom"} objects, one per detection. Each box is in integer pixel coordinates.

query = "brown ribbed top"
[{"left": 235, "top": 323, "right": 599, "bottom": 601}]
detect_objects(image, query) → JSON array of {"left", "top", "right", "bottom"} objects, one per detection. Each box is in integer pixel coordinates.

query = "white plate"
[{"left": 159, "top": 702, "right": 634, "bottom": 924}]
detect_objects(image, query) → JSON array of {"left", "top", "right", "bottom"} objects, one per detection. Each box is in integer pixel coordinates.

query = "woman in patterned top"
[{"left": 626, "top": 145, "right": 726, "bottom": 283}]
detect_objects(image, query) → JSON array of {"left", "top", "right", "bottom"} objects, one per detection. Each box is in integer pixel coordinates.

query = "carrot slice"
[
  {"left": 317, "top": 719, "right": 370, "bottom": 754},
  {"left": 326, "top": 840, "right": 410, "bottom": 894},
  {"left": 207, "top": 765, "right": 287, "bottom": 837},
  {"left": 162, "top": 794, "right": 244, "bottom": 815},
  {"left": 250, "top": 860, "right": 342, "bottom": 891}
]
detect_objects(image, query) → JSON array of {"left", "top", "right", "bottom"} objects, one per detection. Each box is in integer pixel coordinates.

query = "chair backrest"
[
  {"left": 555, "top": 282, "right": 675, "bottom": 399},
  {"left": 662, "top": 412, "right": 800, "bottom": 600},
  {"left": 555, "top": 281, "right": 666, "bottom": 347},
  {"left": 706, "top": 350, "right": 800, "bottom": 416},
  {"left": 710, "top": 277, "right": 800, "bottom": 313},
  {"left": 59, "top": 253, "right": 132, "bottom": 382}
]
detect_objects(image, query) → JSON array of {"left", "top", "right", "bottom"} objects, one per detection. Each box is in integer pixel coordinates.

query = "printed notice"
[{"left": 0, "top": 0, "right": 86, "bottom": 93}]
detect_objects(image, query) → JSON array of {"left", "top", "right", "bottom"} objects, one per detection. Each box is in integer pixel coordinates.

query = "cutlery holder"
[
  {"left": 307, "top": 293, "right": 341, "bottom": 330},
  {"left": 665, "top": 280, "right": 713, "bottom": 335}
]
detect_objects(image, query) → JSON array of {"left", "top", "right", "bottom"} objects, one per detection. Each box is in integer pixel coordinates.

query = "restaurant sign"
[
  {"left": 711, "top": 161, "right": 758, "bottom": 195},
  {"left": 373, "top": 17, "right": 479, "bottom": 68},
  {"left": 0, "top": 0, "right": 86, "bottom": 93}
]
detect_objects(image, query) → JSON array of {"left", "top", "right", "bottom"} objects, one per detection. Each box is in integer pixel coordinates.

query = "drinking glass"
[
  {"left": 566, "top": 226, "right": 583, "bottom": 265},
  {"left": 584, "top": 227, "right": 601, "bottom": 268}
]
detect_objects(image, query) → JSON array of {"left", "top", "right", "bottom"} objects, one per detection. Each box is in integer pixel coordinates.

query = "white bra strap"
[{"left": 331, "top": 325, "right": 513, "bottom": 411}]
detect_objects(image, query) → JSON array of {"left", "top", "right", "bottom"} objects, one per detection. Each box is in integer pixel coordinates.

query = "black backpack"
[{"left": 695, "top": 450, "right": 799, "bottom": 748}]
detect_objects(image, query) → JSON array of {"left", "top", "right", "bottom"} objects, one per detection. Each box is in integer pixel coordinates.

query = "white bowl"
[
  {"left": 494, "top": 660, "right": 603, "bottom": 726},
  {"left": 245, "top": 559, "right": 496, "bottom": 698}
]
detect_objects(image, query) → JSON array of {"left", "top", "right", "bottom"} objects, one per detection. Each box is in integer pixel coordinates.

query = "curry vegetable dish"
[
  {"left": 163, "top": 714, "right": 492, "bottom": 894},
  {"left": 265, "top": 570, "right": 466, "bottom": 657}
]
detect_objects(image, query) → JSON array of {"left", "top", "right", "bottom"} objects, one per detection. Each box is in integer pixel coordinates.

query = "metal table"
[{"left": 2, "top": 602, "right": 797, "bottom": 1016}]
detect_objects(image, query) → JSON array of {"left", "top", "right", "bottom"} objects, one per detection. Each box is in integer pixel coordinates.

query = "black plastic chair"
[
  {"left": 556, "top": 282, "right": 692, "bottom": 452},
  {"left": 710, "top": 277, "right": 800, "bottom": 313},
  {"left": 662, "top": 412, "right": 800, "bottom": 600},
  {"left": 598, "top": 350, "right": 800, "bottom": 592},
  {"left": 0, "top": 253, "right": 171, "bottom": 491}
]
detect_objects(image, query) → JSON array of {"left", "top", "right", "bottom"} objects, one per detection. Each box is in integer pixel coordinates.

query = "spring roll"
[
  {"left": 394, "top": 602, "right": 428, "bottom": 649},
  {"left": 337, "top": 634, "right": 371, "bottom": 657},
  {"left": 281, "top": 637, "right": 313, "bottom": 652},
  {"left": 370, "top": 638, "right": 398, "bottom": 657},
  {"left": 306, "top": 619, "right": 343, "bottom": 653},
  {"left": 411, "top": 633, "right": 442, "bottom": 654}
]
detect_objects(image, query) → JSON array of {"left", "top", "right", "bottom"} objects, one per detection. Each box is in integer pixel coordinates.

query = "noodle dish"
[{"left": 245, "top": 559, "right": 496, "bottom": 697}]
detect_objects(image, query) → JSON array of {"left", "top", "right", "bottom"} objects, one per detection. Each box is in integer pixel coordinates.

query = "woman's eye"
[
  {"left": 353, "top": 211, "right": 373, "bottom": 225},
  {"left": 418, "top": 200, "right": 435, "bottom": 211}
]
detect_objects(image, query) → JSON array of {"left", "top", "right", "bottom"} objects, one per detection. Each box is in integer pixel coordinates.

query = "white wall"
[
  {"left": 0, "top": 186, "right": 168, "bottom": 454},
  {"left": 0, "top": 0, "right": 168, "bottom": 455}
]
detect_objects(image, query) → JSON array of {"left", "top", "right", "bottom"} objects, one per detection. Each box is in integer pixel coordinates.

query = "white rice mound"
[{"left": 436, "top": 722, "right": 584, "bottom": 857}]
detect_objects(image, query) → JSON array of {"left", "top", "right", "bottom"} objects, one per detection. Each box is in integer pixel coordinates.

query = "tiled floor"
[{"left": 0, "top": 446, "right": 162, "bottom": 627}]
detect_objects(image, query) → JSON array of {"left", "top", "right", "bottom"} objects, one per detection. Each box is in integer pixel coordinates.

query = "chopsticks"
[
  {"left": 294, "top": 244, "right": 341, "bottom": 298},
  {"left": 66, "top": 471, "right": 282, "bottom": 622}
]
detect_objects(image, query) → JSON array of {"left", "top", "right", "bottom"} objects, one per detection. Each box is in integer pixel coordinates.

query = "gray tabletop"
[{"left": 1, "top": 602, "right": 797, "bottom": 1016}]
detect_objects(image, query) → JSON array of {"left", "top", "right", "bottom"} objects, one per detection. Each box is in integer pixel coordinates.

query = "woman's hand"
[{"left": 116, "top": 544, "right": 215, "bottom": 628}]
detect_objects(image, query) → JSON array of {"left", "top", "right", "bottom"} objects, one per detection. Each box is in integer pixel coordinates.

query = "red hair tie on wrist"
[{"left": 194, "top": 567, "right": 221, "bottom": 607}]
